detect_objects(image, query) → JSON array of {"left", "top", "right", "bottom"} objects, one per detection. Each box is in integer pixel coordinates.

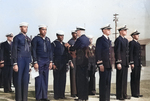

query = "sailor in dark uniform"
[
  {"left": 31, "top": 25, "right": 52, "bottom": 101},
  {"left": 1, "top": 33, "right": 14, "bottom": 93},
  {"left": 52, "top": 30, "right": 71, "bottom": 100},
  {"left": 114, "top": 25, "right": 130, "bottom": 100},
  {"left": 95, "top": 24, "right": 112, "bottom": 101},
  {"left": 129, "top": 30, "right": 143, "bottom": 98},
  {"left": 68, "top": 30, "right": 77, "bottom": 97},
  {"left": 12, "top": 22, "right": 31, "bottom": 101},
  {"left": 86, "top": 35, "right": 96, "bottom": 95},
  {"left": 72, "top": 26, "right": 90, "bottom": 101}
]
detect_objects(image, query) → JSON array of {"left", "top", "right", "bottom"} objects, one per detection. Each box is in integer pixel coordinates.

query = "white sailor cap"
[
  {"left": 118, "top": 25, "right": 128, "bottom": 31},
  {"left": 6, "top": 32, "right": 13, "bottom": 37},
  {"left": 19, "top": 22, "right": 29, "bottom": 27},
  {"left": 71, "top": 30, "right": 77, "bottom": 33},
  {"left": 87, "top": 35, "right": 93, "bottom": 39},
  {"left": 56, "top": 30, "right": 65, "bottom": 36},
  {"left": 76, "top": 26, "right": 85, "bottom": 31},
  {"left": 38, "top": 24, "right": 48, "bottom": 29},
  {"left": 131, "top": 30, "right": 140, "bottom": 36},
  {"left": 100, "top": 24, "right": 112, "bottom": 30}
]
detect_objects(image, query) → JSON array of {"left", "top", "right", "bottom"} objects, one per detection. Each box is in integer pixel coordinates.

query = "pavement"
[{"left": 0, "top": 66, "right": 149, "bottom": 101}]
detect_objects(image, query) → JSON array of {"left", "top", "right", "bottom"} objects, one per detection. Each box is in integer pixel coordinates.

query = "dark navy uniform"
[
  {"left": 68, "top": 38, "right": 77, "bottom": 97},
  {"left": 31, "top": 34, "right": 53, "bottom": 100},
  {"left": 52, "top": 40, "right": 69, "bottom": 99},
  {"left": 0, "top": 43, "right": 4, "bottom": 88},
  {"left": 95, "top": 35, "right": 112, "bottom": 101},
  {"left": 114, "top": 35, "right": 129, "bottom": 99},
  {"left": 129, "top": 40, "right": 142, "bottom": 97},
  {"left": 73, "top": 34, "right": 90, "bottom": 100},
  {"left": 1, "top": 41, "right": 13, "bottom": 92},
  {"left": 12, "top": 33, "right": 31, "bottom": 101},
  {"left": 87, "top": 44, "right": 96, "bottom": 95}
]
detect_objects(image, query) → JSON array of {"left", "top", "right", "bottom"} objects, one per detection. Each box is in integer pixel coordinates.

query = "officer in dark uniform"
[
  {"left": 95, "top": 24, "right": 112, "bottom": 101},
  {"left": 31, "top": 25, "right": 52, "bottom": 101},
  {"left": 0, "top": 43, "right": 4, "bottom": 88},
  {"left": 1, "top": 33, "right": 14, "bottom": 93},
  {"left": 52, "top": 30, "right": 71, "bottom": 100},
  {"left": 68, "top": 30, "right": 77, "bottom": 97},
  {"left": 72, "top": 26, "right": 90, "bottom": 101},
  {"left": 86, "top": 35, "right": 96, "bottom": 95},
  {"left": 114, "top": 25, "right": 130, "bottom": 100},
  {"left": 129, "top": 30, "right": 143, "bottom": 98},
  {"left": 12, "top": 22, "right": 31, "bottom": 101}
]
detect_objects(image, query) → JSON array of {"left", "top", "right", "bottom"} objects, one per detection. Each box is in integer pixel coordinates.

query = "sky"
[{"left": 0, "top": 0, "right": 150, "bottom": 43}]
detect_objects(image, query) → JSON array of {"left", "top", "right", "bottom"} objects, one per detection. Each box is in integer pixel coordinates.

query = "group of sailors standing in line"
[{"left": 0, "top": 22, "right": 143, "bottom": 101}]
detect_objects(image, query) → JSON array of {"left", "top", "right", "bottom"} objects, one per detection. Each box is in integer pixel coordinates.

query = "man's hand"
[
  {"left": 69, "top": 61, "right": 74, "bottom": 68},
  {"left": 131, "top": 64, "right": 134, "bottom": 69},
  {"left": 13, "top": 64, "right": 18, "bottom": 72},
  {"left": 64, "top": 43, "right": 70, "bottom": 48},
  {"left": 34, "top": 63, "right": 39, "bottom": 71},
  {"left": 117, "top": 64, "right": 122, "bottom": 70},
  {"left": 99, "top": 65, "right": 104, "bottom": 72},
  {"left": 0, "top": 61, "right": 4, "bottom": 68},
  {"left": 49, "top": 62, "right": 53, "bottom": 70},
  {"left": 52, "top": 64, "right": 57, "bottom": 70}
]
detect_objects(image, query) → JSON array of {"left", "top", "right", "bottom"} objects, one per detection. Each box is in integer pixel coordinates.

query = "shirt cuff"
[
  {"left": 68, "top": 60, "right": 72, "bottom": 62},
  {"left": 116, "top": 60, "right": 122, "bottom": 64},
  {"left": 130, "top": 61, "right": 134, "bottom": 64},
  {"left": 13, "top": 63, "right": 17, "bottom": 65},
  {"left": 97, "top": 60, "right": 103, "bottom": 65},
  {"left": 34, "top": 61, "right": 37, "bottom": 64}
]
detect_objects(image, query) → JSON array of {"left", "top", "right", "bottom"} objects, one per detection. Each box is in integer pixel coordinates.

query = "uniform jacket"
[
  {"left": 129, "top": 40, "right": 141, "bottom": 67},
  {"left": 12, "top": 33, "right": 31, "bottom": 64},
  {"left": 1, "top": 41, "right": 13, "bottom": 65},
  {"left": 114, "top": 35, "right": 129, "bottom": 66},
  {"left": 31, "top": 35, "right": 53, "bottom": 63},
  {"left": 95, "top": 35, "right": 112, "bottom": 68}
]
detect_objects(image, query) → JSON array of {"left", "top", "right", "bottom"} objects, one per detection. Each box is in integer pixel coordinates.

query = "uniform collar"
[
  {"left": 103, "top": 34, "right": 109, "bottom": 39},
  {"left": 55, "top": 39, "right": 63, "bottom": 44},
  {"left": 38, "top": 34, "right": 46, "bottom": 40},
  {"left": 20, "top": 32, "right": 27, "bottom": 36},
  {"left": 120, "top": 35, "right": 125, "bottom": 39},
  {"left": 134, "top": 39, "right": 138, "bottom": 42},
  {"left": 7, "top": 40, "right": 12, "bottom": 44},
  {"left": 71, "top": 37, "right": 77, "bottom": 41}
]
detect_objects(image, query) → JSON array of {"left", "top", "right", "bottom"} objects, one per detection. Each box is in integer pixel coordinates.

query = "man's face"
[
  {"left": 72, "top": 32, "right": 77, "bottom": 39},
  {"left": 133, "top": 34, "right": 139, "bottom": 40},
  {"left": 20, "top": 26, "right": 28, "bottom": 34},
  {"left": 39, "top": 27, "right": 47, "bottom": 37},
  {"left": 103, "top": 29, "right": 111, "bottom": 36},
  {"left": 57, "top": 35, "right": 64, "bottom": 42},
  {"left": 120, "top": 30, "right": 127, "bottom": 36},
  {"left": 7, "top": 36, "right": 13, "bottom": 42},
  {"left": 76, "top": 30, "right": 81, "bottom": 37}
]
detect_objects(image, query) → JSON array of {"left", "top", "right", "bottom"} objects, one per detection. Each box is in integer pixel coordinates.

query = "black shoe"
[
  {"left": 89, "top": 93, "right": 95, "bottom": 95},
  {"left": 75, "top": 99, "right": 83, "bottom": 101},
  {"left": 139, "top": 95, "right": 143, "bottom": 97},
  {"left": 54, "top": 97, "right": 59, "bottom": 100},
  {"left": 117, "top": 98, "right": 125, "bottom": 100},
  {"left": 132, "top": 95, "right": 139, "bottom": 98},
  {"left": 60, "top": 97, "right": 66, "bottom": 99},
  {"left": 4, "top": 91, "right": 9, "bottom": 93},
  {"left": 124, "top": 95, "right": 131, "bottom": 99},
  {"left": 9, "top": 90, "right": 14, "bottom": 93},
  {"left": 42, "top": 99, "right": 50, "bottom": 101},
  {"left": 71, "top": 95, "right": 76, "bottom": 97}
]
